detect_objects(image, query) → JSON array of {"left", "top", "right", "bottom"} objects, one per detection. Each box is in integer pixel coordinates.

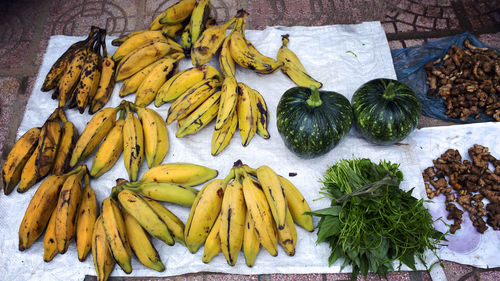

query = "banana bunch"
[
  {"left": 1, "top": 108, "right": 80, "bottom": 194},
  {"left": 185, "top": 160, "right": 314, "bottom": 267},
  {"left": 41, "top": 27, "right": 116, "bottom": 114}
]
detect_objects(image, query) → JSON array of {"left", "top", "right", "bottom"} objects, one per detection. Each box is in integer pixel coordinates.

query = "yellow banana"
[
  {"left": 143, "top": 198, "right": 186, "bottom": 245},
  {"left": 90, "top": 33, "right": 116, "bottom": 115},
  {"left": 191, "top": 17, "right": 235, "bottom": 66},
  {"left": 184, "top": 179, "right": 226, "bottom": 253},
  {"left": 115, "top": 40, "right": 177, "bottom": 81},
  {"left": 211, "top": 109, "right": 237, "bottom": 156},
  {"left": 219, "top": 179, "right": 246, "bottom": 266},
  {"left": 2, "top": 127, "right": 40, "bottom": 195},
  {"left": 219, "top": 35, "right": 235, "bottom": 78},
  {"left": 119, "top": 59, "right": 165, "bottom": 97},
  {"left": 241, "top": 174, "right": 278, "bottom": 256},
  {"left": 140, "top": 162, "right": 218, "bottom": 185},
  {"left": 180, "top": 24, "right": 192, "bottom": 55},
  {"left": 71, "top": 107, "right": 118, "bottom": 167},
  {"left": 17, "top": 146, "right": 39, "bottom": 193},
  {"left": 243, "top": 210, "right": 260, "bottom": 267},
  {"left": 277, "top": 34, "right": 322, "bottom": 88},
  {"left": 252, "top": 88, "right": 270, "bottom": 139},
  {"left": 135, "top": 53, "right": 184, "bottom": 107},
  {"left": 112, "top": 30, "right": 148, "bottom": 46},
  {"left": 52, "top": 114, "right": 79, "bottom": 176},
  {"left": 215, "top": 76, "right": 238, "bottom": 130},
  {"left": 166, "top": 78, "right": 220, "bottom": 124},
  {"left": 76, "top": 178, "right": 98, "bottom": 261},
  {"left": 123, "top": 110, "right": 144, "bottom": 181},
  {"left": 155, "top": 64, "right": 222, "bottom": 106},
  {"left": 279, "top": 176, "right": 314, "bottom": 231},
  {"left": 90, "top": 117, "right": 125, "bottom": 178},
  {"left": 159, "top": 0, "right": 196, "bottom": 25},
  {"left": 35, "top": 110, "right": 62, "bottom": 181},
  {"left": 113, "top": 31, "right": 168, "bottom": 61},
  {"left": 118, "top": 189, "right": 174, "bottom": 245},
  {"left": 101, "top": 197, "right": 132, "bottom": 274},
  {"left": 123, "top": 210, "right": 165, "bottom": 272},
  {"left": 18, "top": 173, "right": 69, "bottom": 251},
  {"left": 162, "top": 23, "right": 184, "bottom": 38},
  {"left": 256, "top": 165, "right": 287, "bottom": 230},
  {"left": 189, "top": 0, "right": 212, "bottom": 46},
  {"left": 277, "top": 208, "right": 297, "bottom": 256},
  {"left": 176, "top": 90, "right": 220, "bottom": 138},
  {"left": 92, "top": 216, "right": 116, "bottom": 281},
  {"left": 149, "top": 13, "right": 165, "bottom": 31},
  {"left": 202, "top": 214, "right": 221, "bottom": 263},
  {"left": 237, "top": 82, "right": 258, "bottom": 146},
  {"left": 43, "top": 209, "right": 58, "bottom": 262},
  {"left": 55, "top": 169, "right": 86, "bottom": 254},
  {"left": 72, "top": 48, "right": 102, "bottom": 113},
  {"left": 136, "top": 108, "right": 168, "bottom": 168},
  {"left": 121, "top": 181, "right": 197, "bottom": 207},
  {"left": 58, "top": 48, "right": 89, "bottom": 107}
]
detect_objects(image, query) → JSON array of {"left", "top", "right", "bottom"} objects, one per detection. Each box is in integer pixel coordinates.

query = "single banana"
[
  {"left": 92, "top": 216, "right": 116, "bottom": 281},
  {"left": 123, "top": 210, "right": 165, "bottom": 272},
  {"left": 241, "top": 174, "right": 278, "bottom": 256},
  {"left": 159, "top": 0, "right": 196, "bottom": 25},
  {"left": 52, "top": 114, "right": 79, "bottom": 176},
  {"left": 277, "top": 208, "right": 297, "bottom": 256},
  {"left": 43, "top": 209, "right": 58, "bottom": 262},
  {"left": 185, "top": 179, "right": 226, "bottom": 253},
  {"left": 256, "top": 165, "right": 287, "bottom": 230},
  {"left": 135, "top": 53, "right": 184, "bottom": 107},
  {"left": 72, "top": 46, "right": 102, "bottom": 113},
  {"left": 112, "top": 31, "right": 168, "bottom": 61},
  {"left": 237, "top": 82, "right": 258, "bottom": 146},
  {"left": 71, "top": 107, "right": 118, "bottom": 167},
  {"left": 162, "top": 23, "right": 184, "bottom": 38},
  {"left": 251, "top": 88, "right": 270, "bottom": 139},
  {"left": 120, "top": 181, "right": 197, "bottom": 207},
  {"left": 76, "top": 178, "right": 98, "bottom": 261},
  {"left": 101, "top": 197, "right": 132, "bottom": 274},
  {"left": 189, "top": 0, "right": 212, "bottom": 46},
  {"left": 1, "top": 127, "right": 40, "bottom": 195},
  {"left": 137, "top": 107, "right": 169, "bottom": 168},
  {"left": 176, "top": 90, "right": 220, "bottom": 138},
  {"left": 166, "top": 78, "right": 220, "bottom": 124},
  {"left": 215, "top": 76, "right": 238, "bottom": 130},
  {"left": 58, "top": 47, "right": 89, "bottom": 107},
  {"left": 17, "top": 146, "right": 40, "bottom": 193},
  {"left": 243, "top": 210, "right": 260, "bottom": 267},
  {"left": 144, "top": 198, "right": 186, "bottom": 245},
  {"left": 149, "top": 13, "right": 165, "bottom": 31},
  {"left": 191, "top": 17, "right": 235, "bottom": 66},
  {"left": 211, "top": 109, "right": 237, "bottom": 156},
  {"left": 117, "top": 189, "right": 174, "bottom": 245},
  {"left": 219, "top": 35, "right": 235, "bottom": 78},
  {"left": 35, "top": 110, "right": 62, "bottom": 180},
  {"left": 219, "top": 179, "right": 246, "bottom": 266},
  {"left": 90, "top": 117, "right": 125, "bottom": 178},
  {"left": 277, "top": 34, "right": 322, "bottom": 88},
  {"left": 123, "top": 110, "right": 144, "bottom": 181},
  {"left": 140, "top": 162, "right": 218, "bottom": 186},
  {"left": 120, "top": 59, "right": 165, "bottom": 97},
  {"left": 112, "top": 30, "right": 148, "bottom": 46},
  {"left": 90, "top": 32, "right": 116, "bottom": 115},
  {"left": 180, "top": 24, "right": 192, "bottom": 55},
  {"left": 202, "top": 213, "right": 221, "bottom": 263},
  {"left": 279, "top": 176, "right": 314, "bottom": 231}
]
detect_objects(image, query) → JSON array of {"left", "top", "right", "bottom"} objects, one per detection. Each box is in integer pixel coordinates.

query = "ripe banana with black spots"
[
  {"left": 140, "top": 163, "right": 218, "bottom": 186},
  {"left": 202, "top": 214, "right": 221, "bottom": 263},
  {"left": 2, "top": 127, "right": 40, "bottom": 195},
  {"left": 185, "top": 179, "right": 226, "bottom": 253},
  {"left": 191, "top": 17, "right": 235, "bottom": 66},
  {"left": 137, "top": 107, "right": 169, "bottom": 168},
  {"left": 76, "top": 178, "right": 98, "bottom": 261},
  {"left": 180, "top": 24, "right": 192, "bottom": 55},
  {"left": 43, "top": 209, "right": 58, "bottom": 262},
  {"left": 144, "top": 198, "right": 186, "bottom": 245},
  {"left": 92, "top": 216, "right": 116, "bottom": 281},
  {"left": 189, "top": 0, "right": 211, "bottom": 47},
  {"left": 90, "top": 116, "right": 125, "bottom": 178},
  {"left": 120, "top": 59, "right": 164, "bottom": 97},
  {"left": 211, "top": 109, "right": 237, "bottom": 156},
  {"left": 117, "top": 189, "right": 174, "bottom": 245},
  {"left": 119, "top": 181, "right": 197, "bottom": 207},
  {"left": 17, "top": 146, "right": 40, "bottom": 193},
  {"left": 279, "top": 176, "right": 314, "bottom": 231},
  {"left": 72, "top": 45, "right": 102, "bottom": 113},
  {"left": 277, "top": 208, "right": 297, "bottom": 256},
  {"left": 277, "top": 34, "right": 322, "bottom": 88},
  {"left": 90, "top": 32, "right": 116, "bottom": 115},
  {"left": 219, "top": 35, "right": 235, "bottom": 78},
  {"left": 52, "top": 113, "right": 78, "bottom": 175},
  {"left": 34, "top": 109, "right": 62, "bottom": 181},
  {"left": 176, "top": 90, "right": 220, "bottom": 138},
  {"left": 162, "top": 23, "right": 184, "bottom": 38},
  {"left": 215, "top": 76, "right": 237, "bottom": 130},
  {"left": 58, "top": 47, "right": 89, "bottom": 107},
  {"left": 101, "top": 197, "right": 132, "bottom": 274},
  {"left": 255, "top": 165, "right": 287, "bottom": 230},
  {"left": 237, "top": 82, "right": 258, "bottom": 147},
  {"left": 155, "top": 64, "right": 222, "bottom": 106},
  {"left": 243, "top": 210, "right": 260, "bottom": 267},
  {"left": 159, "top": 0, "right": 196, "bottom": 25},
  {"left": 252, "top": 88, "right": 270, "bottom": 139},
  {"left": 123, "top": 110, "right": 144, "bottom": 181},
  {"left": 112, "top": 31, "right": 169, "bottom": 61}
]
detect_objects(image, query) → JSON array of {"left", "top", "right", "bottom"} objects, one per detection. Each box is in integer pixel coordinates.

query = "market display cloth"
[
  {"left": 391, "top": 32, "right": 499, "bottom": 124},
  {"left": 0, "top": 22, "right": 485, "bottom": 281}
]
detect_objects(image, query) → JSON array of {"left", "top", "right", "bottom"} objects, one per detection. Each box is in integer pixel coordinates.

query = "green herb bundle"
[{"left": 309, "top": 158, "right": 444, "bottom": 280}]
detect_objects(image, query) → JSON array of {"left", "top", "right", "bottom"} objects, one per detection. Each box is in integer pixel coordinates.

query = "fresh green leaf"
[
  {"left": 307, "top": 206, "right": 341, "bottom": 217},
  {"left": 316, "top": 216, "right": 341, "bottom": 243}
]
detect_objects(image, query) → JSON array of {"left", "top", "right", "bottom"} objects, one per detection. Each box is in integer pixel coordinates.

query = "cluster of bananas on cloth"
[
  {"left": 1, "top": 108, "right": 79, "bottom": 195},
  {"left": 69, "top": 101, "right": 169, "bottom": 181},
  {"left": 41, "top": 26, "right": 117, "bottom": 114},
  {"left": 185, "top": 160, "right": 314, "bottom": 267},
  {"left": 18, "top": 165, "right": 98, "bottom": 264}
]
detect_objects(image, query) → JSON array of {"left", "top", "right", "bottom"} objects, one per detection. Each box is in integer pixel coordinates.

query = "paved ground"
[{"left": 1, "top": 0, "right": 499, "bottom": 280}]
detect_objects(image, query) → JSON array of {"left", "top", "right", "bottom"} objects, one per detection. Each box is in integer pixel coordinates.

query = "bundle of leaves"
[{"left": 309, "top": 158, "right": 445, "bottom": 280}]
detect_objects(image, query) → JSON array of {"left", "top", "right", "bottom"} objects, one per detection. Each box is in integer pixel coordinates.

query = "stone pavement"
[{"left": 0, "top": 0, "right": 499, "bottom": 280}]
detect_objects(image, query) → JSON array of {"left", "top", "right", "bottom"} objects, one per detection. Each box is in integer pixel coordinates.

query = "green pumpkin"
[
  {"left": 351, "top": 78, "right": 421, "bottom": 145},
  {"left": 276, "top": 86, "right": 353, "bottom": 159}
]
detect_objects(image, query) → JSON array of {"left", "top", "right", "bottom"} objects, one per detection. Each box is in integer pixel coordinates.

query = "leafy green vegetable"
[{"left": 309, "top": 158, "right": 444, "bottom": 280}]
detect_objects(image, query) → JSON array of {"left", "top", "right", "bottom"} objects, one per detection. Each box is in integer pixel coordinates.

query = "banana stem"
[
  {"left": 84, "top": 173, "right": 90, "bottom": 186},
  {"left": 110, "top": 186, "right": 122, "bottom": 200},
  {"left": 223, "top": 169, "right": 235, "bottom": 185},
  {"left": 118, "top": 107, "right": 126, "bottom": 120},
  {"left": 281, "top": 34, "right": 290, "bottom": 47},
  {"left": 100, "top": 28, "right": 108, "bottom": 57},
  {"left": 127, "top": 102, "right": 140, "bottom": 113}
]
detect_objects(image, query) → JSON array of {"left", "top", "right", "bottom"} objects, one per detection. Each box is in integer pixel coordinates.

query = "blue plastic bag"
[{"left": 391, "top": 32, "right": 499, "bottom": 123}]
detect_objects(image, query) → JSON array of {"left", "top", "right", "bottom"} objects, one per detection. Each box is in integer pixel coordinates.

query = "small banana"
[
  {"left": 117, "top": 189, "right": 174, "bottom": 245},
  {"left": 140, "top": 163, "right": 218, "bottom": 186},
  {"left": 144, "top": 198, "right": 186, "bottom": 245},
  {"left": 72, "top": 45, "right": 102, "bottom": 113},
  {"left": 243, "top": 210, "right": 260, "bottom": 267},
  {"left": 123, "top": 210, "right": 165, "bottom": 272},
  {"left": 189, "top": 0, "right": 212, "bottom": 46},
  {"left": 35, "top": 109, "right": 62, "bottom": 181},
  {"left": 180, "top": 24, "right": 192, "bottom": 55},
  {"left": 52, "top": 112, "right": 79, "bottom": 175},
  {"left": 120, "top": 59, "right": 165, "bottom": 98},
  {"left": 215, "top": 76, "right": 238, "bottom": 130},
  {"left": 191, "top": 17, "right": 235, "bottom": 66},
  {"left": 277, "top": 208, "right": 297, "bottom": 256},
  {"left": 251, "top": 88, "right": 270, "bottom": 139},
  {"left": 120, "top": 181, "right": 198, "bottom": 207},
  {"left": 162, "top": 23, "right": 184, "bottom": 38},
  {"left": 43, "top": 209, "right": 58, "bottom": 262},
  {"left": 1, "top": 127, "right": 40, "bottom": 195},
  {"left": 277, "top": 34, "right": 322, "bottom": 88},
  {"left": 256, "top": 165, "right": 287, "bottom": 230},
  {"left": 123, "top": 110, "right": 144, "bottom": 181},
  {"left": 219, "top": 179, "right": 246, "bottom": 266},
  {"left": 90, "top": 32, "right": 116, "bottom": 115},
  {"left": 237, "top": 82, "right": 258, "bottom": 146},
  {"left": 159, "top": 0, "right": 196, "bottom": 25},
  {"left": 211, "top": 109, "right": 237, "bottom": 156},
  {"left": 17, "top": 146, "right": 40, "bottom": 193},
  {"left": 185, "top": 179, "right": 226, "bottom": 253},
  {"left": 176, "top": 90, "right": 220, "bottom": 138},
  {"left": 101, "top": 197, "right": 132, "bottom": 274},
  {"left": 112, "top": 30, "right": 148, "bottom": 46},
  {"left": 90, "top": 115, "right": 125, "bottom": 178},
  {"left": 137, "top": 107, "right": 169, "bottom": 168},
  {"left": 92, "top": 216, "right": 116, "bottom": 281},
  {"left": 155, "top": 64, "right": 222, "bottom": 106},
  {"left": 58, "top": 47, "right": 89, "bottom": 107},
  {"left": 166, "top": 78, "right": 221, "bottom": 124},
  {"left": 279, "top": 176, "right": 314, "bottom": 231},
  {"left": 202, "top": 214, "right": 221, "bottom": 263},
  {"left": 112, "top": 31, "right": 168, "bottom": 62},
  {"left": 219, "top": 35, "right": 235, "bottom": 78},
  {"left": 76, "top": 177, "right": 98, "bottom": 261},
  {"left": 149, "top": 13, "right": 165, "bottom": 31}
]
